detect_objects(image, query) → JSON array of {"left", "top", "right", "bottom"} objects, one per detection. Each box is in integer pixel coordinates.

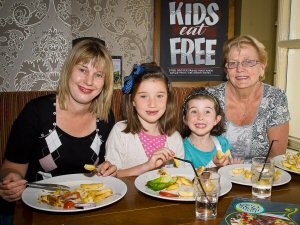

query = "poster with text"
[{"left": 160, "top": 0, "right": 229, "bottom": 81}]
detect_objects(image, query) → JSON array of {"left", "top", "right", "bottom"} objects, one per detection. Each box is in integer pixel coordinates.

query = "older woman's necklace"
[
  {"left": 236, "top": 101, "right": 249, "bottom": 121},
  {"left": 228, "top": 83, "right": 262, "bottom": 122},
  {"left": 241, "top": 102, "right": 249, "bottom": 118}
]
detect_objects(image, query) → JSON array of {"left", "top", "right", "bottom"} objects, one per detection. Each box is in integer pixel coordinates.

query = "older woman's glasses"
[{"left": 225, "top": 60, "right": 260, "bottom": 69}]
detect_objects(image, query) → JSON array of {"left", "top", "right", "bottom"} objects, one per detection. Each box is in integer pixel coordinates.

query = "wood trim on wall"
[
  {"left": 153, "top": 0, "right": 161, "bottom": 66},
  {"left": 228, "top": 0, "right": 235, "bottom": 38}
]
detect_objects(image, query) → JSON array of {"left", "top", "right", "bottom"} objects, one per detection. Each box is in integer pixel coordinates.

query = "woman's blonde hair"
[
  {"left": 57, "top": 39, "right": 114, "bottom": 121},
  {"left": 223, "top": 35, "right": 268, "bottom": 80}
]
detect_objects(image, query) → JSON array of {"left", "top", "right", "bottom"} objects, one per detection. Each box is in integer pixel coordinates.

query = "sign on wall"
[
  {"left": 112, "top": 56, "right": 122, "bottom": 89},
  {"left": 156, "top": 0, "right": 229, "bottom": 82}
]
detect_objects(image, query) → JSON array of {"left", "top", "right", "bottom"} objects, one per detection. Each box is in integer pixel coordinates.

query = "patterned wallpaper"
[{"left": 0, "top": 0, "right": 153, "bottom": 91}]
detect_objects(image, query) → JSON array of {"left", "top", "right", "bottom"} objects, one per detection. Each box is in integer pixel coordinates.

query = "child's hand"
[
  {"left": 97, "top": 161, "right": 117, "bottom": 177},
  {"left": 147, "top": 148, "right": 175, "bottom": 170},
  {"left": 213, "top": 154, "right": 230, "bottom": 167}
]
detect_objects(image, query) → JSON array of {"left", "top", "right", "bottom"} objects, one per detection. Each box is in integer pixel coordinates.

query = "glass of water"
[
  {"left": 251, "top": 157, "right": 275, "bottom": 199},
  {"left": 194, "top": 171, "right": 220, "bottom": 220}
]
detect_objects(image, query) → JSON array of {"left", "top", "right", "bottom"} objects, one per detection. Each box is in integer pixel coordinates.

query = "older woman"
[
  {"left": 0, "top": 39, "right": 117, "bottom": 223},
  {"left": 208, "top": 35, "right": 290, "bottom": 164}
]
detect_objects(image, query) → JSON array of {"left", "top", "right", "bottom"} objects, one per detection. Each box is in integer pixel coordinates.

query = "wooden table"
[{"left": 14, "top": 173, "right": 300, "bottom": 225}]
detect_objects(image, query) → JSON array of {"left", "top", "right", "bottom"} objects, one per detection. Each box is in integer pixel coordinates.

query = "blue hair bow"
[{"left": 122, "top": 64, "right": 145, "bottom": 94}]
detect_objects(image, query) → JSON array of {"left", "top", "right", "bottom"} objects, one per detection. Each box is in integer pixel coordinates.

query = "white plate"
[
  {"left": 273, "top": 154, "right": 300, "bottom": 175},
  {"left": 218, "top": 164, "right": 291, "bottom": 186},
  {"left": 134, "top": 167, "right": 232, "bottom": 201},
  {"left": 22, "top": 174, "right": 127, "bottom": 212}
]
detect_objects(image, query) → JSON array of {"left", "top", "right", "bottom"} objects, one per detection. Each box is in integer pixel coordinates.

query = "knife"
[{"left": 27, "top": 182, "right": 70, "bottom": 190}]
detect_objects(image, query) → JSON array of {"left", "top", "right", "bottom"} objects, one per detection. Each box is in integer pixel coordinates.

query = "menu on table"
[{"left": 220, "top": 197, "right": 300, "bottom": 224}]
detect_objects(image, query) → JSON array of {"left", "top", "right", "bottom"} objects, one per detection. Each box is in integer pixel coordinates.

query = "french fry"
[
  {"left": 291, "top": 165, "right": 300, "bottom": 172},
  {"left": 180, "top": 177, "right": 193, "bottom": 186},
  {"left": 274, "top": 169, "right": 282, "bottom": 181},
  {"left": 96, "top": 188, "right": 113, "bottom": 195},
  {"left": 82, "top": 195, "right": 94, "bottom": 203},
  {"left": 243, "top": 169, "right": 252, "bottom": 179},
  {"left": 80, "top": 183, "right": 104, "bottom": 190},
  {"left": 282, "top": 160, "right": 292, "bottom": 169},
  {"left": 84, "top": 164, "right": 96, "bottom": 171},
  {"left": 216, "top": 150, "right": 224, "bottom": 159},
  {"left": 175, "top": 176, "right": 184, "bottom": 185},
  {"left": 232, "top": 168, "right": 244, "bottom": 174},
  {"left": 281, "top": 152, "right": 300, "bottom": 172},
  {"left": 166, "top": 183, "right": 179, "bottom": 191},
  {"left": 225, "top": 149, "right": 232, "bottom": 158},
  {"left": 217, "top": 150, "right": 231, "bottom": 159},
  {"left": 75, "top": 187, "right": 85, "bottom": 193},
  {"left": 94, "top": 190, "right": 113, "bottom": 202},
  {"left": 178, "top": 191, "right": 194, "bottom": 197}
]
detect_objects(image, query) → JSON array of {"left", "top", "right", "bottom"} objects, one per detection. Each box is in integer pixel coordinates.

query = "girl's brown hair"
[
  {"left": 57, "top": 39, "right": 114, "bottom": 121},
  {"left": 122, "top": 62, "right": 177, "bottom": 136},
  {"left": 180, "top": 87, "right": 226, "bottom": 137}
]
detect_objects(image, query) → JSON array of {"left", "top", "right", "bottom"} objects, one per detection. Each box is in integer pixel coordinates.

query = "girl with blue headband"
[{"left": 105, "top": 62, "right": 184, "bottom": 177}]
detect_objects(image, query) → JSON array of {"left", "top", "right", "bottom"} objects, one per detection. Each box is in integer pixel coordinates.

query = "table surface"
[{"left": 14, "top": 171, "right": 300, "bottom": 225}]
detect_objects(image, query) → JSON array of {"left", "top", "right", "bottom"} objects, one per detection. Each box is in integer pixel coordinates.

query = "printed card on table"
[{"left": 220, "top": 197, "right": 300, "bottom": 225}]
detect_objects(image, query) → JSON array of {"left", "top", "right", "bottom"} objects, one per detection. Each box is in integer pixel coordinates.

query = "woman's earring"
[{"left": 259, "top": 74, "right": 264, "bottom": 80}]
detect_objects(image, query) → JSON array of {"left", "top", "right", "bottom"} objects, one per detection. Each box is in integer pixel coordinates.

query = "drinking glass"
[
  {"left": 194, "top": 171, "right": 220, "bottom": 220},
  {"left": 251, "top": 157, "right": 275, "bottom": 199}
]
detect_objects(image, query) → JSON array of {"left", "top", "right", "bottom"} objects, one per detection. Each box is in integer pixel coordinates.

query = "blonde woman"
[
  {"left": 0, "top": 39, "right": 117, "bottom": 211},
  {"left": 208, "top": 35, "right": 290, "bottom": 164}
]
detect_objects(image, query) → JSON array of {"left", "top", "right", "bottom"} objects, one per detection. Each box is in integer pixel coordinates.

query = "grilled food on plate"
[{"left": 146, "top": 169, "right": 194, "bottom": 198}]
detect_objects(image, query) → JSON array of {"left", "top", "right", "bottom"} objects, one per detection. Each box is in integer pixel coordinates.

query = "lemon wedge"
[
  {"left": 174, "top": 158, "right": 181, "bottom": 167},
  {"left": 203, "top": 181, "right": 216, "bottom": 193}
]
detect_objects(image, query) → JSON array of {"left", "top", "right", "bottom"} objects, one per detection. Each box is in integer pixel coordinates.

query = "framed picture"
[
  {"left": 112, "top": 56, "right": 122, "bottom": 89},
  {"left": 154, "top": 0, "right": 235, "bottom": 85}
]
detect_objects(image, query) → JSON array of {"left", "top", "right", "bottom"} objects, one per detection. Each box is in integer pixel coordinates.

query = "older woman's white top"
[{"left": 207, "top": 82, "right": 290, "bottom": 163}]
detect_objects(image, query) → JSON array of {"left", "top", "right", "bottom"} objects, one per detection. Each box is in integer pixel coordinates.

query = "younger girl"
[
  {"left": 181, "top": 88, "right": 231, "bottom": 168},
  {"left": 105, "top": 63, "right": 184, "bottom": 177}
]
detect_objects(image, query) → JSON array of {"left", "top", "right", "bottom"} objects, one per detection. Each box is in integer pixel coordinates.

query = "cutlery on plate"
[{"left": 26, "top": 182, "right": 70, "bottom": 190}]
